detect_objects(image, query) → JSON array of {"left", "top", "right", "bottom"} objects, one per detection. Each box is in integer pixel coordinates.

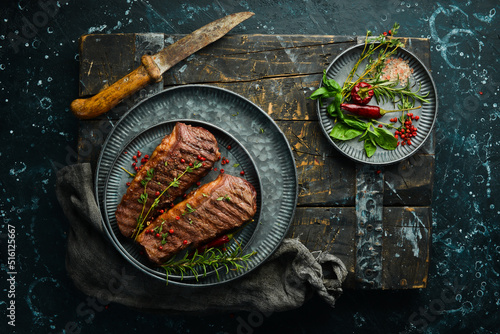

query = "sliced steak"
[
  {"left": 136, "top": 173, "right": 257, "bottom": 265},
  {"left": 115, "top": 122, "right": 220, "bottom": 238}
]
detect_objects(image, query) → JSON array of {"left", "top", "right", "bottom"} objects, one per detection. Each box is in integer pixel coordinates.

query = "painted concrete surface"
[{"left": 1, "top": 0, "right": 499, "bottom": 333}]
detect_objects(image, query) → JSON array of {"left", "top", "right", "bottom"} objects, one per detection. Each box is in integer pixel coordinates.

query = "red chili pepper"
[
  {"left": 351, "top": 82, "right": 374, "bottom": 105},
  {"left": 196, "top": 234, "right": 232, "bottom": 253},
  {"left": 340, "top": 103, "right": 421, "bottom": 119}
]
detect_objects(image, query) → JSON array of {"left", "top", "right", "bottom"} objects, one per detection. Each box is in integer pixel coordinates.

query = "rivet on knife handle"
[
  {"left": 70, "top": 11, "right": 254, "bottom": 119},
  {"left": 70, "top": 55, "right": 161, "bottom": 119}
]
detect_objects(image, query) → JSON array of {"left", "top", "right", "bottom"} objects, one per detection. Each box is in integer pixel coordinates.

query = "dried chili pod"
[{"left": 351, "top": 82, "right": 374, "bottom": 104}]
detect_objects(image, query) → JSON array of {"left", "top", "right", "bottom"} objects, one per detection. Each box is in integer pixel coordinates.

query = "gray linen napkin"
[{"left": 55, "top": 163, "right": 347, "bottom": 313}]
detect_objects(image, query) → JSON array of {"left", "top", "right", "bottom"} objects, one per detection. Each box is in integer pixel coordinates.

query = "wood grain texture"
[{"left": 76, "top": 33, "right": 433, "bottom": 289}]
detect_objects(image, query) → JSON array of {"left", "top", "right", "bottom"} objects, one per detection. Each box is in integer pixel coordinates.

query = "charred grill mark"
[
  {"left": 137, "top": 173, "right": 257, "bottom": 265},
  {"left": 115, "top": 122, "right": 220, "bottom": 238}
]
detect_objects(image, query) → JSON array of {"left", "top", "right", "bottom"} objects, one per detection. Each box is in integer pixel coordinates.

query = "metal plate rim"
[
  {"left": 316, "top": 43, "right": 439, "bottom": 166},
  {"left": 94, "top": 84, "right": 299, "bottom": 287}
]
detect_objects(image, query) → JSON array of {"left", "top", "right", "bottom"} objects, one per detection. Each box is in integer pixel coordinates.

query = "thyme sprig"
[
  {"left": 131, "top": 161, "right": 203, "bottom": 240},
  {"left": 162, "top": 241, "right": 257, "bottom": 282},
  {"left": 120, "top": 166, "right": 136, "bottom": 178},
  {"left": 132, "top": 168, "right": 155, "bottom": 240}
]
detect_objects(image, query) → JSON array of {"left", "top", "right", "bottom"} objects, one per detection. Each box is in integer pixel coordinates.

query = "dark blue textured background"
[{"left": 1, "top": 1, "right": 499, "bottom": 333}]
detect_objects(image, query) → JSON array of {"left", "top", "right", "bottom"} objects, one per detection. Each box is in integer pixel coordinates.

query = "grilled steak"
[
  {"left": 136, "top": 173, "right": 257, "bottom": 265},
  {"left": 115, "top": 122, "right": 221, "bottom": 238}
]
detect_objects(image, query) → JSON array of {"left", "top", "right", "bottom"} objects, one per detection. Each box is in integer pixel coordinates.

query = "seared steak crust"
[
  {"left": 136, "top": 173, "right": 257, "bottom": 265},
  {"left": 115, "top": 122, "right": 220, "bottom": 238}
]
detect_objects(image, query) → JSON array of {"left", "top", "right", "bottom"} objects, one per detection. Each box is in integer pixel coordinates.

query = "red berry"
[
  {"left": 189, "top": 162, "right": 193, "bottom": 167},
  {"left": 408, "top": 140, "right": 412, "bottom": 145},
  {"left": 175, "top": 216, "right": 180, "bottom": 220},
  {"left": 137, "top": 152, "right": 142, "bottom": 157},
  {"left": 159, "top": 246, "right": 163, "bottom": 250},
  {"left": 159, "top": 209, "right": 164, "bottom": 214},
  {"left": 415, "top": 116, "right": 420, "bottom": 120},
  {"left": 183, "top": 240, "right": 188, "bottom": 245},
  {"left": 227, "top": 145, "right": 232, "bottom": 150},
  {"left": 155, "top": 191, "right": 160, "bottom": 196},
  {"left": 213, "top": 168, "right": 218, "bottom": 171},
  {"left": 220, "top": 169, "right": 225, "bottom": 174},
  {"left": 383, "top": 32, "right": 387, "bottom": 36},
  {"left": 169, "top": 229, "right": 174, "bottom": 234},
  {"left": 180, "top": 158, "right": 185, "bottom": 163},
  {"left": 197, "top": 155, "right": 202, "bottom": 160},
  {"left": 378, "top": 124, "right": 383, "bottom": 128},
  {"left": 132, "top": 155, "right": 137, "bottom": 160},
  {"left": 196, "top": 181, "right": 201, "bottom": 186},
  {"left": 145, "top": 154, "right": 149, "bottom": 159},
  {"left": 156, "top": 233, "right": 160, "bottom": 238},
  {"left": 134, "top": 166, "right": 139, "bottom": 171},
  {"left": 126, "top": 182, "right": 131, "bottom": 186},
  {"left": 394, "top": 135, "right": 399, "bottom": 139},
  {"left": 240, "top": 171, "right": 245, "bottom": 176},
  {"left": 201, "top": 157, "right": 206, "bottom": 161}
]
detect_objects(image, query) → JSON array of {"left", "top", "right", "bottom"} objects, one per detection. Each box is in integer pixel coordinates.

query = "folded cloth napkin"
[{"left": 56, "top": 163, "right": 347, "bottom": 313}]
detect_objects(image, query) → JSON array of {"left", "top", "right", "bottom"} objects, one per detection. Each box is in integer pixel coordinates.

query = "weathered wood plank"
[
  {"left": 288, "top": 206, "right": 430, "bottom": 289},
  {"left": 276, "top": 120, "right": 356, "bottom": 206},
  {"left": 78, "top": 34, "right": 136, "bottom": 97},
  {"left": 382, "top": 206, "right": 431, "bottom": 289},
  {"left": 199, "top": 76, "right": 321, "bottom": 121},
  {"left": 162, "top": 36, "right": 353, "bottom": 85}
]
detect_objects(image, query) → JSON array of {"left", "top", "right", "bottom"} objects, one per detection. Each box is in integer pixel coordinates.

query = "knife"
[{"left": 70, "top": 12, "right": 254, "bottom": 119}]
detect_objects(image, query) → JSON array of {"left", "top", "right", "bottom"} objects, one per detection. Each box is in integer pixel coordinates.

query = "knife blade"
[{"left": 70, "top": 12, "right": 254, "bottom": 119}]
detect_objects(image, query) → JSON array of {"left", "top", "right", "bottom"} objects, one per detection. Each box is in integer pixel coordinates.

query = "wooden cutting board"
[{"left": 76, "top": 33, "right": 433, "bottom": 290}]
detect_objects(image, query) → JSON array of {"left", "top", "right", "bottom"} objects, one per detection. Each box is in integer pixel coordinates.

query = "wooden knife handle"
[{"left": 70, "top": 55, "right": 163, "bottom": 119}]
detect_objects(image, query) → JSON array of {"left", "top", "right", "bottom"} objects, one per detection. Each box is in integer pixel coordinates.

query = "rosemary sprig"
[
  {"left": 162, "top": 241, "right": 257, "bottom": 282},
  {"left": 349, "top": 79, "right": 430, "bottom": 106}
]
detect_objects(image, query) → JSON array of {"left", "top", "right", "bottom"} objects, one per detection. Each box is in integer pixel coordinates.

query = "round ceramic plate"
[
  {"left": 102, "top": 120, "right": 262, "bottom": 282},
  {"left": 94, "top": 85, "right": 298, "bottom": 286},
  {"left": 317, "top": 44, "right": 438, "bottom": 165}
]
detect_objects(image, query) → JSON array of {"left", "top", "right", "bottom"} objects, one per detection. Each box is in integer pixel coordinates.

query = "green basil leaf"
[
  {"left": 309, "top": 87, "right": 329, "bottom": 100},
  {"left": 364, "top": 136, "right": 377, "bottom": 157},
  {"left": 327, "top": 102, "right": 337, "bottom": 117},
  {"left": 330, "top": 122, "right": 363, "bottom": 141},
  {"left": 322, "top": 71, "right": 341, "bottom": 92},
  {"left": 374, "top": 127, "right": 398, "bottom": 150},
  {"left": 344, "top": 118, "right": 368, "bottom": 131}
]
